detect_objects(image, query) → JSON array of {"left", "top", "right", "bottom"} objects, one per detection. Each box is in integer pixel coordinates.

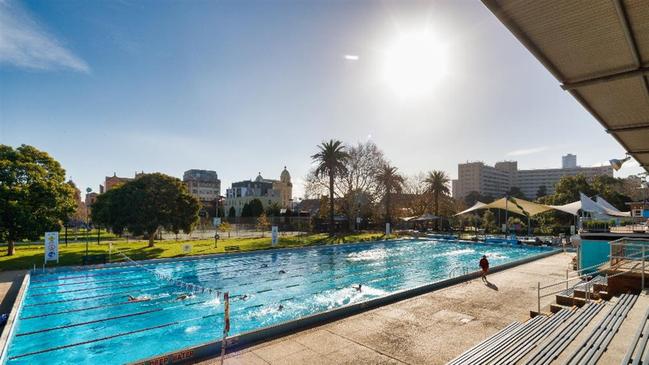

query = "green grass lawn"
[{"left": 0, "top": 232, "right": 395, "bottom": 271}]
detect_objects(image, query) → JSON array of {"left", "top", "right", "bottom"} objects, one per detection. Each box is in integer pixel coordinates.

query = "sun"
[{"left": 382, "top": 31, "right": 449, "bottom": 99}]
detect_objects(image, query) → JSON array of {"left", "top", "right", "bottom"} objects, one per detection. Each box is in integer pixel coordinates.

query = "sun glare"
[{"left": 382, "top": 31, "right": 449, "bottom": 99}]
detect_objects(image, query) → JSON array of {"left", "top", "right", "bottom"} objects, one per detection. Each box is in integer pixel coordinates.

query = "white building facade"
[{"left": 452, "top": 155, "right": 613, "bottom": 200}]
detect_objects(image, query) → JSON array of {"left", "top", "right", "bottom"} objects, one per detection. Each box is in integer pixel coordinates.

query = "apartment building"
[{"left": 452, "top": 154, "right": 613, "bottom": 200}]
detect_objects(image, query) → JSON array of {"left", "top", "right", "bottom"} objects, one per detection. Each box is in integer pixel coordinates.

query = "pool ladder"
[{"left": 449, "top": 266, "right": 470, "bottom": 278}]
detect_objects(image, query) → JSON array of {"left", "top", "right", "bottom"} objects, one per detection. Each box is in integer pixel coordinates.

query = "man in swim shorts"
[{"left": 479, "top": 255, "right": 489, "bottom": 282}]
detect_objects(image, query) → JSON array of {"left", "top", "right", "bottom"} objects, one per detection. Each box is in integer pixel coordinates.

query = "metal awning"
[{"left": 482, "top": 0, "right": 649, "bottom": 172}]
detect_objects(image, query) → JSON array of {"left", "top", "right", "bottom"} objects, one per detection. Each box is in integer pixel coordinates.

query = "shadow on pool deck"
[{"left": 197, "top": 252, "right": 575, "bottom": 365}]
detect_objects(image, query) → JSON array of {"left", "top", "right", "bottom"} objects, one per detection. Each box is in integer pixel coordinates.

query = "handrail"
[
  {"left": 448, "top": 265, "right": 470, "bottom": 278},
  {"left": 536, "top": 244, "right": 647, "bottom": 313},
  {"left": 538, "top": 253, "right": 641, "bottom": 291}
]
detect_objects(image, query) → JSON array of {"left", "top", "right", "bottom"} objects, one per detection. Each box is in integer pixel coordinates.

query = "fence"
[{"left": 535, "top": 238, "right": 649, "bottom": 313}]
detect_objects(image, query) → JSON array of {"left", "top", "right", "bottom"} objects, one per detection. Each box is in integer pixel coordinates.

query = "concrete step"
[
  {"left": 550, "top": 303, "right": 573, "bottom": 314},
  {"left": 574, "top": 289, "right": 599, "bottom": 300},
  {"left": 593, "top": 283, "right": 608, "bottom": 293},
  {"left": 556, "top": 294, "right": 587, "bottom": 307}
]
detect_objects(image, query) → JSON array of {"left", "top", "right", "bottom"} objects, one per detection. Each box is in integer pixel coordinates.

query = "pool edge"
[
  {"left": 0, "top": 273, "right": 30, "bottom": 365},
  {"left": 130, "top": 247, "right": 562, "bottom": 365}
]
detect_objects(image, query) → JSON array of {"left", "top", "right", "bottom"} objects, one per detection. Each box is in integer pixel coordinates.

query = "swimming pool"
[{"left": 2, "top": 239, "right": 554, "bottom": 364}]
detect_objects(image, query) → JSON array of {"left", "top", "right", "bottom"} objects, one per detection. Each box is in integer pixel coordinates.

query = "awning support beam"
[
  {"left": 561, "top": 67, "right": 649, "bottom": 90},
  {"left": 628, "top": 149, "right": 649, "bottom": 154},
  {"left": 607, "top": 123, "right": 649, "bottom": 133}
]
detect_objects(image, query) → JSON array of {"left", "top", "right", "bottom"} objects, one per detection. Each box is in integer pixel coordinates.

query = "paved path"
[{"left": 198, "top": 252, "right": 574, "bottom": 365}]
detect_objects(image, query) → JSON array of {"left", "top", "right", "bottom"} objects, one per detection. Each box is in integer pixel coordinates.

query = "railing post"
[
  {"left": 643, "top": 246, "right": 645, "bottom": 291},
  {"left": 537, "top": 282, "right": 541, "bottom": 314}
]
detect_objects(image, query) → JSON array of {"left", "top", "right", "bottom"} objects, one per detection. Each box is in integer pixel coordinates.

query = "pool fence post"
[
  {"left": 537, "top": 282, "right": 540, "bottom": 314},
  {"left": 220, "top": 292, "right": 230, "bottom": 365}
]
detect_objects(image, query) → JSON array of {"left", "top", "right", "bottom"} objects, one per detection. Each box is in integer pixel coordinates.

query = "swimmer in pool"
[
  {"left": 278, "top": 304, "right": 284, "bottom": 311},
  {"left": 353, "top": 284, "right": 362, "bottom": 292},
  {"left": 279, "top": 269, "right": 286, "bottom": 274},
  {"left": 127, "top": 295, "right": 150, "bottom": 303},
  {"left": 176, "top": 293, "right": 193, "bottom": 301}
]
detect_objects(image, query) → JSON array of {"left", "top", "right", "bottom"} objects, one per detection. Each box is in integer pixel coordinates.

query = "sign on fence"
[
  {"left": 44, "top": 231, "right": 59, "bottom": 263},
  {"left": 271, "top": 226, "right": 278, "bottom": 246},
  {"left": 213, "top": 217, "right": 221, "bottom": 227}
]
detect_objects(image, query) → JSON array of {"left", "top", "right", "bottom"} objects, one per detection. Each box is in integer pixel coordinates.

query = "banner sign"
[
  {"left": 385, "top": 223, "right": 391, "bottom": 235},
  {"left": 44, "top": 232, "right": 59, "bottom": 263},
  {"left": 271, "top": 226, "right": 278, "bottom": 246}
]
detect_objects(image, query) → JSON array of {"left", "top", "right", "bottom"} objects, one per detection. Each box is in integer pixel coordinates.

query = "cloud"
[
  {"left": 506, "top": 146, "right": 549, "bottom": 157},
  {"left": 344, "top": 54, "right": 359, "bottom": 61},
  {"left": 0, "top": 0, "right": 89, "bottom": 72}
]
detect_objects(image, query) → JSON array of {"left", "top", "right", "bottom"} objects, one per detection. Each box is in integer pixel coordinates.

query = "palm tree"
[
  {"left": 425, "top": 170, "right": 450, "bottom": 229},
  {"left": 311, "top": 140, "right": 350, "bottom": 234},
  {"left": 376, "top": 164, "right": 405, "bottom": 225}
]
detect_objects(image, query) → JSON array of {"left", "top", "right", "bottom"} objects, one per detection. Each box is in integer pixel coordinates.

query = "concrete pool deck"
[{"left": 199, "top": 252, "right": 574, "bottom": 365}]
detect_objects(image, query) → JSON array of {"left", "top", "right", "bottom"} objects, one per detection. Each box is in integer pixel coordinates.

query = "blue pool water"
[{"left": 4, "top": 239, "right": 553, "bottom": 364}]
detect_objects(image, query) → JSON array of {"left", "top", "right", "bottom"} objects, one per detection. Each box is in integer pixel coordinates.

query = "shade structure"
[
  {"left": 454, "top": 201, "right": 488, "bottom": 216},
  {"left": 413, "top": 213, "right": 440, "bottom": 221},
  {"left": 483, "top": 197, "right": 553, "bottom": 217},
  {"left": 549, "top": 193, "right": 631, "bottom": 217},
  {"left": 595, "top": 196, "right": 631, "bottom": 217},
  {"left": 549, "top": 200, "right": 582, "bottom": 216}
]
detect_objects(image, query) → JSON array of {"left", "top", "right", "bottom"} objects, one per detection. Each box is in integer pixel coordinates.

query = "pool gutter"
[
  {"left": 130, "top": 247, "right": 561, "bottom": 365},
  {"left": 0, "top": 273, "right": 30, "bottom": 365}
]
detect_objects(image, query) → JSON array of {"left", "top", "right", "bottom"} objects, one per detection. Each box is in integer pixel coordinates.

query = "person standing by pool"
[{"left": 479, "top": 255, "right": 489, "bottom": 282}]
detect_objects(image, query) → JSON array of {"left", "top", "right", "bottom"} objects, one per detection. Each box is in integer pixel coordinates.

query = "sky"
[{"left": 0, "top": 0, "right": 644, "bottom": 200}]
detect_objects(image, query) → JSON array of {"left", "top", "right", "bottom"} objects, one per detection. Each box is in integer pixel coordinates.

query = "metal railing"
[
  {"left": 610, "top": 238, "right": 649, "bottom": 289},
  {"left": 535, "top": 239, "right": 649, "bottom": 313},
  {"left": 448, "top": 265, "right": 470, "bottom": 278}
]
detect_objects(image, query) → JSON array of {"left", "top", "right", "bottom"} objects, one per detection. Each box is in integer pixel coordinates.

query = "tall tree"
[
  {"left": 0, "top": 145, "right": 76, "bottom": 256},
  {"left": 506, "top": 186, "right": 526, "bottom": 199},
  {"left": 311, "top": 140, "right": 350, "bottom": 234},
  {"left": 482, "top": 210, "right": 496, "bottom": 233},
  {"left": 425, "top": 170, "right": 451, "bottom": 216},
  {"left": 376, "top": 164, "right": 405, "bottom": 225},
  {"left": 92, "top": 173, "right": 200, "bottom": 247},
  {"left": 305, "top": 141, "right": 384, "bottom": 229},
  {"left": 536, "top": 185, "right": 548, "bottom": 199},
  {"left": 425, "top": 170, "right": 451, "bottom": 229},
  {"left": 464, "top": 191, "right": 495, "bottom": 207}
]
